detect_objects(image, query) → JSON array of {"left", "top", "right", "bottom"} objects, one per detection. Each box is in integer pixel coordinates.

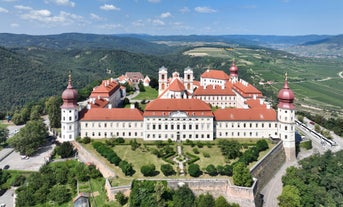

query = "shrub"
[
  {"left": 300, "top": 140, "right": 312, "bottom": 150},
  {"left": 196, "top": 142, "right": 204, "bottom": 148},
  {"left": 56, "top": 142, "right": 75, "bottom": 158},
  {"left": 115, "top": 137, "right": 125, "bottom": 144},
  {"left": 188, "top": 164, "right": 202, "bottom": 177},
  {"left": 140, "top": 164, "right": 157, "bottom": 177},
  {"left": 82, "top": 137, "right": 91, "bottom": 144},
  {"left": 119, "top": 160, "right": 135, "bottom": 176},
  {"left": 161, "top": 164, "right": 176, "bottom": 176},
  {"left": 12, "top": 175, "right": 26, "bottom": 187},
  {"left": 115, "top": 191, "right": 128, "bottom": 206},
  {"left": 193, "top": 148, "right": 199, "bottom": 154},
  {"left": 256, "top": 139, "right": 269, "bottom": 152},
  {"left": 233, "top": 162, "right": 253, "bottom": 187},
  {"left": 206, "top": 164, "right": 217, "bottom": 176},
  {"left": 203, "top": 152, "right": 210, "bottom": 158}
]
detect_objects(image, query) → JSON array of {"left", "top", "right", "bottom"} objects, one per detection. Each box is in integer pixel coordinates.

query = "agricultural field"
[{"left": 184, "top": 47, "right": 343, "bottom": 114}]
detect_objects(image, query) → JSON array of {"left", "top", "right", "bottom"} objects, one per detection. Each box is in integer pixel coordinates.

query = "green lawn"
[{"left": 134, "top": 86, "right": 158, "bottom": 100}]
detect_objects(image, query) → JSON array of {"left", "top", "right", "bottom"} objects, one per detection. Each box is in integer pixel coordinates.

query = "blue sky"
[{"left": 0, "top": 0, "right": 342, "bottom": 35}]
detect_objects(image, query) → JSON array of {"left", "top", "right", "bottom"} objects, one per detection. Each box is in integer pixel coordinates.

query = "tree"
[
  {"left": 141, "top": 164, "right": 157, "bottom": 176},
  {"left": 45, "top": 96, "right": 62, "bottom": 128},
  {"left": 56, "top": 141, "right": 75, "bottom": 158},
  {"left": 194, "top": 193, "right": 215, "bottom": 207},
  {"left": 149, "top": 77, "right": 158, "bottom": 89},
  {"left": 8, "top": 120, "right": 48, "bottom": 156},
  {"left": 0, "top": 125, "right": 9, "bottom": 143},
  {"left": 188, "top": 163, "right": 202, "bottom": 177},
  {"left": 161, "top": 164, "right": 176, "bottom": 176},
  {"left": 48, "top": 184, "right": 71, "bottom": 205},
  {"left": 138, "top": 81, "right": 146, "bottom": 92},
  {"left": 30, "top": 105, "right": 43, "bottom": 121},
  {"left": 218, "top": 140, "right": 242, "bottom": 160},
  {"left": 215, "top": 196, "right": 231, "bottom": 207},
  {"left": 233, "top": 162, "right": 253, "bottom": 187},
  {"left": 119, "top": 160, "right": 135, "bottom": 176},
  {"left": 277, "top": 185, "right": 301, "bottom": 207},
  {"left": 172, "top": 185, "right": 195, "bottom": 207},
  {"left": 206, "top": 164, "right": 217, "bottom": 176},
  {"left": 256, "top": 139, "right": 269, "bottom": 152},
  {"left": 115, "top": 191, "right": 128, "bottom": 206}
]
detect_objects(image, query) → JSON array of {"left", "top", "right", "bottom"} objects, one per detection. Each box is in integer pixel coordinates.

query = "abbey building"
[{"left": 61, "top": 62, "right": 296, "bottom": 160}]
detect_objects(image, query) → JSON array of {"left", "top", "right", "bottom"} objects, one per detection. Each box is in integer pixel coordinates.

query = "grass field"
[
  {"left": 184, "top": 46, "right": 343, "bottom": 113},
  {"left": 133, "top": 86, "right": 158, "bottom": 100}
]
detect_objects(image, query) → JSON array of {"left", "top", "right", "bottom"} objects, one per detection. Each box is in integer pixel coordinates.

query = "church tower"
[
  {"left": 229, "top": 61, "right": 239, "bottom": 83},
  {"left": 183, "top": 66, "right": 194, "bottom": 93},
  {"left": 61, "top": 74, "right": 79, "bottom": 141},
  {"left": 158, "top": 66, "right": 168, "bottom": 95},
  {"left": 277, "top": 73, "right": 296, "bottom": 161}
]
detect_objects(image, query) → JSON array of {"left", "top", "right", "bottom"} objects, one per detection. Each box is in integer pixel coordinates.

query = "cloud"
[
  {"left": 100, "top": 4, "right": 120, "bottom": 11},
  {"left": 2, "top": 0, "right": 18, "bottom": 2},
  {"left": 45, "top": 0, "right": 76, "bottom": 7},
  {"left": 90, "top": 13, "right": 103, "bottom": 21},
  {"left": 98, "top": 24, "right": 122, "bottom": 30},
  {"left": 10, "top": 23, "right": 19, "bottom": 27},
  {"left": 194, "top": 6, "right": 217, "bottom": 13},
  {"left": 179, "top": 7, "right": 190, "bottom": 13},
  {"left": 20, "top": 9, "right": 83, "bottom": 25},
  {"left": 0, "top": 7, "right": 9, "bottom": 13},
  {"left": 132, "top": 20, "right": 144, "bottom": 27},
  {"left": 14, "top": 5, "right": 33, "bottom": 10},
  {"left": 160, "top": 12, "right": 171, "bottom": 18},
  {"left": 150, "top": 19, "right": 165, "bottom": 26},
  {"left": 148, "top": 0, "right": 160, "bottom": 3}
]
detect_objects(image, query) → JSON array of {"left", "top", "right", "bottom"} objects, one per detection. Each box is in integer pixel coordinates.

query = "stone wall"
[
  {"left": 250, "top": 141, "right": 285, "bottom": 195},
  {"left": 72, "top": 141, "right": 116, "bottom": 178}
]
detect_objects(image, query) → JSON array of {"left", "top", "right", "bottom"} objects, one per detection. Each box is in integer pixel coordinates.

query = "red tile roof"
[
  {"left": 193, "top": 84, "right": 235, "bottom": 96},
  {"left": 80, "top": 108, "right": 144, "bottom": 121},
  {"left": 90, "top": 79, "right": 120, "bottom": 98},
  {"left": 168, "top": 78, "right": 185, "bottom": 91},
  {"left": 201, "top": 69, "right": 230, "bottom": 80},
  {"left": 214, "top": 108, "right": 276, "bottom": 121},
  {"left": 144, "top": 98, "right": 213, "bottom": 117},
  {"left": 89, "top": 99, "right": 109, "bottom": 108},
  {"left": 233, "top": 80, "right": 262, "bottom": 98}
]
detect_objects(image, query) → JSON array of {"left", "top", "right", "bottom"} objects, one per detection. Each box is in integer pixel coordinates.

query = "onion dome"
[
  {"left": 229, "top": 61, "right": 238, "bottom": 77},
  {"left": 277, "top": 73, "right": 295, "bottom": 109},
  {"left": 61, "top": 74, "right": 78, "bottom": 108}
]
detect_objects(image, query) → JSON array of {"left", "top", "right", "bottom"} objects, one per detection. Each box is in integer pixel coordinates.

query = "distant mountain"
[
  {"left": 0, "top": 33, "right": 181, "bottom": 56},
  {"left": 284, "top": 35, "right": 343, "bottom": 57}
]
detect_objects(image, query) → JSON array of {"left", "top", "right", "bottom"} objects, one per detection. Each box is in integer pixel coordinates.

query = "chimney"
[
  {"left": 87, "top": 104, "right": 91, "bottom": 109},
  {"left": 213, "top": 85, "right": 215, "bottom": 89},
  {"left": 253, "top": 94, "right": 256, "bottom": 100},
  {"left": 266, "top": 103, "right": 271, "bottom": 109},
  {"left": 221, "top": 85, "right": 225, "bottom": 90},
  {"left": 108, "top": 104, "right": 112, "bottom": 109},
  {"left": 98, "top": 95, "right": 101, "bottom": 100},
  {"left": 259, "top": 99, "right": 264, "bottom": 105},
  {"left": 130, "top": 104, "right": 135, "bottom": 109}
]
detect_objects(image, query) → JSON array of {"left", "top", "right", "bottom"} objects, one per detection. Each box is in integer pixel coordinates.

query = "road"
[{"left": 261, "top": 121, "right": 342, "bottom": 207}]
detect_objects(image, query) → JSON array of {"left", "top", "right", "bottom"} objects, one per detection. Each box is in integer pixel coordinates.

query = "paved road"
[{"left": 262, "top": 121, "right": 342, "bottom": 207}]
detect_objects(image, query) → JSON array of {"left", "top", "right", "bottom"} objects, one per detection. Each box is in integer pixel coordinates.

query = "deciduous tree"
[{"left": 233, "top": 162, "right": 253, "bottom": 187}]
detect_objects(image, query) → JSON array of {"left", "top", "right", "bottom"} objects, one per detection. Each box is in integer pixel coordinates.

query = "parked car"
[{"left": 3, "top": 165, "right": 9, "bottom": 170}]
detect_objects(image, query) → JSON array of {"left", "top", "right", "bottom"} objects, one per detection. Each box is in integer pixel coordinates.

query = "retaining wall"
[{"left": 72, "top": 141, "right": 116, "bottom": 178}]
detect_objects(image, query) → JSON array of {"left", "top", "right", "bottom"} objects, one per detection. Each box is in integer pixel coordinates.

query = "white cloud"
[
  {"left": 150, "top": 19, "right": 165, "bottom": 26},
  {"left": 98, "top": 24, "right": 122, "bottom": 30},
  {"left": 14, "top": 5, "right": 32, "bottom": 10},
  {"left": 2, "top": 0, "right": 18, "bottom": 2},
  {"left": 179, "top": 7, "right": 190, "bottom": 13},
  {"left": 132, "top": 20, "right": 144, "bottom": 27},
  {"left": 148, "top": 0, "right": 160, "bottom": 3},
  {"left": 160, "top": 12, "right": 171, "bottom": 18},
  {"left": 45, "top": 0, "right": 76, "bottom": 7},
  {"left": 90, "top": 13, "right": 103, "bottom": 21},
  {"left": 0, "top": 7, "right": 9, "bottom": 13},
  {"left": 194, "top": 6, "right": 217, "bottom": 13},
  {"left": 100, "top": 4, "right": 120, "bottom": 11},
  {"left": 10, "top": 23, "right": 19, "bottom": 27},
  {"left": 21, "top": 9, "right": 83, "bottom": 25}
]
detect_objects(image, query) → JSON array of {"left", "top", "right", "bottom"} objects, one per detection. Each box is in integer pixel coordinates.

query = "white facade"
[
  {"left": 61, "top": 108, "right": 79, "bottom": 141},
  {"left": 80, "top": 120, "right": 144, "bottom": 139},
  {"left": 143, "top": 112, "right": 214, "bottom": 141}
]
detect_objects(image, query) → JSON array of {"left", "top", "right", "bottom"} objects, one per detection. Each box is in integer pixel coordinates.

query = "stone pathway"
[{"left": 172, "top": 145, "right": 188, "bottom": 176}]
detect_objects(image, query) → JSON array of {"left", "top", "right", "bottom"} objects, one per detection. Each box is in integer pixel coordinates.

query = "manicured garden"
[{"left": 79, "top": 137, "right": 275, "bottom": 187}]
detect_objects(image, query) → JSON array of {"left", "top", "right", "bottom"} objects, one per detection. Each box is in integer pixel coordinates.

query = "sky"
[{"left": 0, "top": 0, "right": 342, "bottom": 36}]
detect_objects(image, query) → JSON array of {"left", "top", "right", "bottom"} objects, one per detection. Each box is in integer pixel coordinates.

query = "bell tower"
[
  {"left": 61, "top": 73, "right": 79, "bottom": 141},
  {"left": 183, "top": 66, "right": 194, "bottom": 93},
  {"left": 158, "top": 66, "right": 168, "bottom": 95},
  {"left": 277, "top": 73, "right": 296, "bottom": 161},
  {"left": 229, "top": 60, "right": 239, "bottom": 83}
]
